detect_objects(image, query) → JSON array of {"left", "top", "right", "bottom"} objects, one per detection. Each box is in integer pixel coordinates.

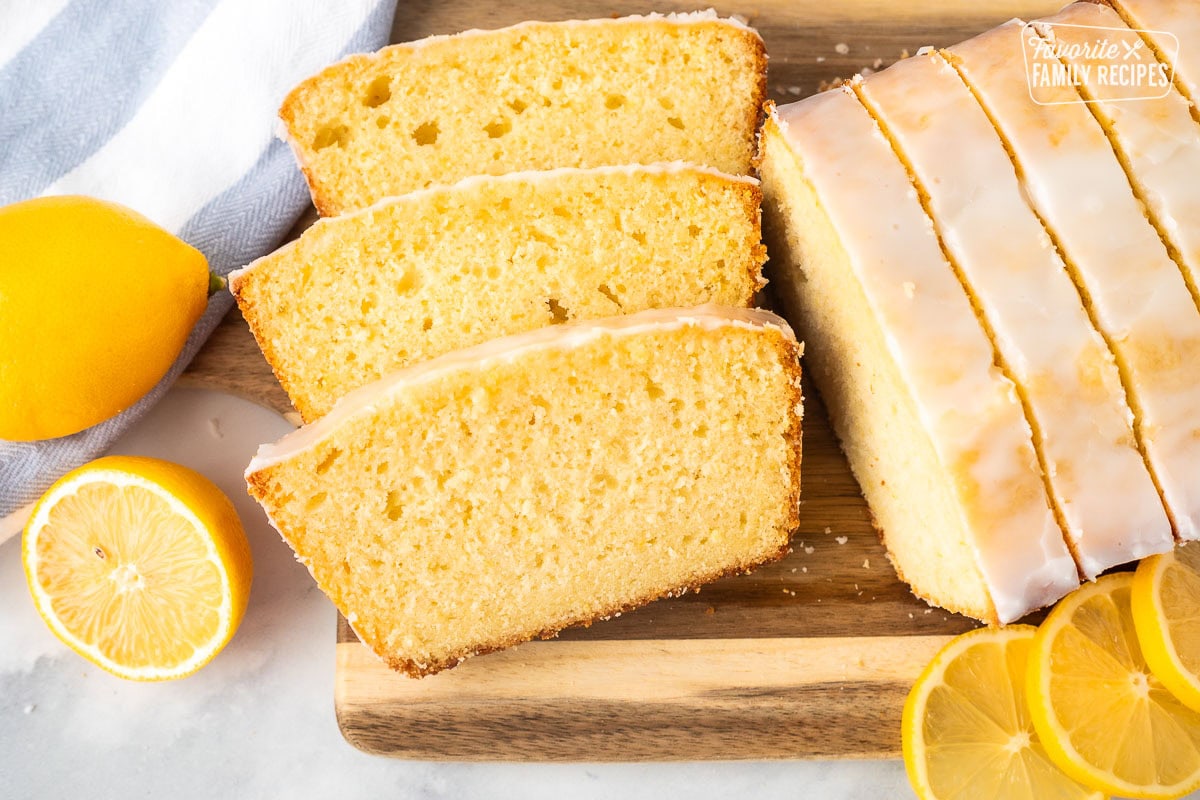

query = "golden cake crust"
[{"left": 228, "top": 269, "right": 322, "bottom": 422}]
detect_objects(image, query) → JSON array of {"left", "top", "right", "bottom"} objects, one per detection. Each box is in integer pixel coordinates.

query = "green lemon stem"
[{"left": 208, "top": 271, "right": 226, "bottom": 297}]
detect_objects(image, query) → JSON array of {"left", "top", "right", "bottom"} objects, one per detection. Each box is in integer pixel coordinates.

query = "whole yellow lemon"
[{"left": 0, "top": 196, "right": 209, "bottom": 441}]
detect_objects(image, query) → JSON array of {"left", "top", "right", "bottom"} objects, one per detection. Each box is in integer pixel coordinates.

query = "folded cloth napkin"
[{"left": 0, "top": 0, "right": 399, "bottom": 532}]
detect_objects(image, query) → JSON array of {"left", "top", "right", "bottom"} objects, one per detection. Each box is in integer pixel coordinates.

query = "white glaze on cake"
[
  {"left": 229, "top": 162, "right": 759, "bottom": 290},
  {"left": 949, "top": 20, "right": 1200, "bottom": 540},
  {"left": 1034, "top": 2, "right": 1200, "bottom": 307},
  {"left": 1111, "top": 0, "right": 1197, "bottom": 102},
  {"left": 854, "top": 53, "right": 1173, "bottom": 577},
  {"left": 773, "top": 88, "right": 1079, "bottom": 623},
  {"left": 246, "top": 305, "right": 798, "bottom": 472}
]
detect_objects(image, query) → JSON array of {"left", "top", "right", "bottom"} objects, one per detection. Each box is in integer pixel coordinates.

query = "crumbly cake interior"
[
  {"left": 758, "top": 119, "right": 995, "bottom": 621},
  {"left": 232, "top": 166, "right": 766, "bottom": 421},
  {"left": 281, "top": 17, "right": 767, "bottom": 213},
  {"left": 248, "top": 319, "right": 803, "bottom": 676}
]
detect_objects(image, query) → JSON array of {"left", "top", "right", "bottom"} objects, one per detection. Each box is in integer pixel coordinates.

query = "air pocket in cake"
[{"left": 277, "top": 12, "right": 767, "bottom": 214}]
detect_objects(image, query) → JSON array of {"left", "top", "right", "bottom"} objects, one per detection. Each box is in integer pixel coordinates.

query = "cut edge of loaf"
[
  {"left": 229, "top": 162, "right": 767, "bottom": 423},
  {"left": 278, "top": 12, "right": 767, "bottom": 215},
  {"left": 246, "top": 306, "right": 803, "bottom": 677},
  {"left": 353, "top": 447, "right": 801, "bottom": 678},
  {"left": 758, "top": 102, "right": 1001, "bottom": 624},
  {"left": 259, "top": 429, "right": 801, "bottom": 677},
  {"left": 376, "top": 527, "right": 798, "bottom": 678},
  {"left": 764, "top": 90, "right": 1091, "bottom": 621},
  {"left": 849, "top": 56, "right": 1175, "bottom": 579}
]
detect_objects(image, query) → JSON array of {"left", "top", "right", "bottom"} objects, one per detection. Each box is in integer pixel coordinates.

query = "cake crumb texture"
[
  {"left": 280, "top": 15, "right": 767, "bottom": 214},
  {"left": 247, "top": 311, "right": 803, "bottom": 677},
  {"left": 231, "top": 165, "right": 766, "bottom": 421}
]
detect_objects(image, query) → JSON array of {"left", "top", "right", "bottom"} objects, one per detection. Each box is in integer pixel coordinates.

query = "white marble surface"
[{"left": 0, "top": 387, "right": 912, "bottom": 799}]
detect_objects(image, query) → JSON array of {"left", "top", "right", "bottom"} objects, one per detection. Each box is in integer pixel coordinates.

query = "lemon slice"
[
  {"left": 22, "top": 455, "right": 253, "bottom": 681},
  {"left": 902, "top": 625, "right": 1103, "bottom": 800},
  {"left": 1133, "top": 544, "right": 1200, "bottom": 713},
  {"left": 1027, "top": 572, "right": 1200, "bottom": 799}
]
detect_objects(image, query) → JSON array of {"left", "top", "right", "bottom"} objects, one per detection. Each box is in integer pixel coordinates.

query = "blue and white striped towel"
[{"left": 0, "top": 0, "right": 399, "bottom": 533}]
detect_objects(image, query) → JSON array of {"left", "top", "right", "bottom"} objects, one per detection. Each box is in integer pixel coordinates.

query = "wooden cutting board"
[{"left": 182, "top": 0, "right": 1065, "bottom": 761}]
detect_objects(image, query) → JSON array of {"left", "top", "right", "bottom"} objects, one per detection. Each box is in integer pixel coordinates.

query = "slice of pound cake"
[
  {"left": 230, "top": 163, "right": 765, "bottom": 422},
  {"left": 279, "top": 12, "right": 767, "bottom": 214},
  {"left": 759, "top": 90, "right": 1079, "bottom": 624},
  {"left": 245, "top": 307, "right": 803, "bottom": 677}
]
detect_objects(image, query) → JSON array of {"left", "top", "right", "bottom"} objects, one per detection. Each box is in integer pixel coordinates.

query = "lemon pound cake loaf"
[
  {"left": 853, "top": 53, "right": 1172, "bottom": 577},
  {"left": 245, "top": 307, "right": 803, "bottom": 677},
  {"left": 279, "top": 12, "right": 767, "bottom": 214},
  {"left": 230, "top": 164, "right": 765, "bottom": 422},
  {"left": 1034, "top": 2, "right": 1200, "bottom": 314},
  {"left": 759, "top": 91, "right": 1079, "bottom": 624},
  {"left": 947, "top": 20, "right": 1200, "bottom": 539},
  {"left": 1111, "top": 0, "right": 1200, "bottom": 101}
]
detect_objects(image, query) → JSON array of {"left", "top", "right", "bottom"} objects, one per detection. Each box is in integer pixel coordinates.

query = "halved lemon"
[
  {"left": 22, "top": 455, "right": 252, "bottom": 681},
  {"left": 1133, "top": 543, "right": 1200, "bottom": 713},
  {"left": 902, "top": 625, "right": 1102, "bottom": 800},
  {"left": 1027, "top": 572, "right": 1200, "bottom": 799}
]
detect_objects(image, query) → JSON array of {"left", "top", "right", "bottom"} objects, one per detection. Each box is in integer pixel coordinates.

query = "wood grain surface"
[{"left": 182, "top": 0, "right": 1065, "bottom": 761}]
